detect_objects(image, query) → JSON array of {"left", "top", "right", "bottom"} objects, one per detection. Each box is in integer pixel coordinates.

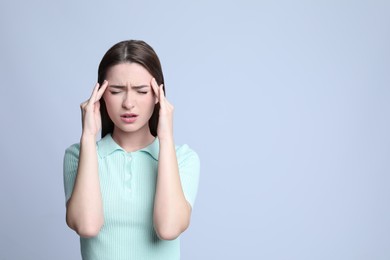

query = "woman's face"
[{"left": 103, "top": 62, "right": 158, "bottom": 135}]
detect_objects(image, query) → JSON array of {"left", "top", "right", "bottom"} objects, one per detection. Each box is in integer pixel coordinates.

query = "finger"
[
  {"left": 151, "top": 78, "right": 160, "bottom": 101},
  {"left": 80, "top": 101, "right": 88, "bottom": 111},
  {"left": 96, "top": 80, "right": 108, "bottom": 101},
  {"left": 89, "top": 82, "right": 100, "bottom": 102},
  {"left": 159, "top": 84, "right": 165, "bottom": 104},
  {"left": 165, "top": 98, "right": 173, "bottom": 109},
  {"left": 160, "top": 84, "right": 165, "bottom": 97}
]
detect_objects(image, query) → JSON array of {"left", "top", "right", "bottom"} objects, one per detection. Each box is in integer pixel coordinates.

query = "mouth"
[
  {"left": 120, "top": 113, "right": 138, "bottom": 123},
  {"left": 121, "top": 113, "right": 138, "bottom": 118}
]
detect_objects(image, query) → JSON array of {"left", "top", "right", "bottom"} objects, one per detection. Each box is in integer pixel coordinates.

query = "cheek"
[
  {"left": 103, "top": 96, "right": 117, "bottom": 111},
  {"left": 140, "top": 98, "right": 156, "bottom": 114},
  {"left": 141, "top": 94, "right": 155, "bottom": 105},
  {"left": 148, "top": 96, "right": 157, "bottom": 109}
]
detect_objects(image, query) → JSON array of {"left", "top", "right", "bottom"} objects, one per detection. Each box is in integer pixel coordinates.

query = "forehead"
[{"left": 105, "top": 63, "right": 152, "bottom": 84}]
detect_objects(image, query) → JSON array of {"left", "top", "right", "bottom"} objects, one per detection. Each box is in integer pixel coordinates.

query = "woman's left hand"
[{"left": 151, "top": 78, "right": 174, "bottom": 141}]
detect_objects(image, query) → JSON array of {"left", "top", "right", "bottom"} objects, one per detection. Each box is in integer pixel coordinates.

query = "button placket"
[{"left": 124, "top": 153, "right": 133, "bottom": 191}]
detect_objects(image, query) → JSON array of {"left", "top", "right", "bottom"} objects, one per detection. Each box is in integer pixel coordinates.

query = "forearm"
[
  {"left": 66, "top": 134, "right": 104, "bottom": 238},
  {"left": 153, "top": 137, "right": 191, "bottom": 240}
]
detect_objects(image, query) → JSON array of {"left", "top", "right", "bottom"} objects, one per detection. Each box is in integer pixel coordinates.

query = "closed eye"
[
  {"left": 138, "top": 91, "right": 148, "bottom": 94},
  {"left": 110, "top": 91, "right": 121, "bottom": 95}
]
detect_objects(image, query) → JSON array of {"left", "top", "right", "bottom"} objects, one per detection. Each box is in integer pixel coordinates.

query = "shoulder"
[
  {"left": 64, "top": 138, "right": 100, "bottom": 157},
  {"left": 175, "top": 143, "right": 200, "bottom": 165},
  {"left": 65, "top": 142, "right": 80, "bottom": 156},
  {"left": 64, "top": 143, "right": 82, "bottom": 163},
  {"left": 63, "top": 143, "right": 81, "bottom": 174}
]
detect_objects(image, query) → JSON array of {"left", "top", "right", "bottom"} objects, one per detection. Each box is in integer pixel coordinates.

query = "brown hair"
[{"left": 97, "top": 40, "right": 165, "bottom": 138}]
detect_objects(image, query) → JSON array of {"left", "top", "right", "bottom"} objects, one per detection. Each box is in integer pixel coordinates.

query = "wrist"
[
  {"left": 80, "top": 133, "right": 97, "bottom": 144},
  {"left": 157, "top": 129, "right": 174, "bottom": 141},
  {"left": 158, "top": 135, "right": 175, "bottom": 145},
  {"left": 158, "top": 137, "right": 175, "bottom": 148}
]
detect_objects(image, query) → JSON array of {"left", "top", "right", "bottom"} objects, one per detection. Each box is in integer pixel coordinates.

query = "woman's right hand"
[{"left": 80, "top": 80, "right": 108, "bottom": 138}]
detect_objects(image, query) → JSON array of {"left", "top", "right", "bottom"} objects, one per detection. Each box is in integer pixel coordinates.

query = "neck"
[{"left": 111, "top": 125, "right": 156, "bottom": 152}]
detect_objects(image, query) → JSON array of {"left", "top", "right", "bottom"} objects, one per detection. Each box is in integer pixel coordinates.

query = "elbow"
[
  {"left": 154, "top": 220, "right": 190, "bottom": 241},
  {"left": 66, "top": 213, "right": 103, "bottom": 238},
  {"left": 75, "top": 224, "right": 102, "bottom": 238},
  {"left": 155, "top": 226, "right": 183, "bottom": 241},
  {"left": 153, "top": 206, "right": 192, "bottom": 240}
]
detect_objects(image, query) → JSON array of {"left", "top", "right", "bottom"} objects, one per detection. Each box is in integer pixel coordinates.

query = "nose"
[{"left": 122, "top": 92, "right": 135, "bottom": 109}]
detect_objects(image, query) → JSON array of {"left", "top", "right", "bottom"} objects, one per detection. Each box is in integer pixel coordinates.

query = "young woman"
[{"left": 63, "top": 40, "right": 200, "bottom": 260}]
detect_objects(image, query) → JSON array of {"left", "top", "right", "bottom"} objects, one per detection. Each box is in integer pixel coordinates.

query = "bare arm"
[
  {"left": 65, "top": 81, "right": 108, "bottom": 238},
  {"left": 151, "top": 78, "right": 191, "bottom": 240},
  {"left": 153, "top": 137, "right": 192, "bottom": 240}
]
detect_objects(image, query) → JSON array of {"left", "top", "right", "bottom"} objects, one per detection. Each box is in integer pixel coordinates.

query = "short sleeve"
[
  {"left": 63, "top": 143, "right": 80, "bottom": 205},
  {"left": 176, "top": 144, "right": 200, "bottom": 208}
]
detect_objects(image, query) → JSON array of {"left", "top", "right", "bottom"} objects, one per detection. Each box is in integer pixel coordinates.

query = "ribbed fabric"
[{"left": 63, "top": 133, "right": 200, "bottom": 260}]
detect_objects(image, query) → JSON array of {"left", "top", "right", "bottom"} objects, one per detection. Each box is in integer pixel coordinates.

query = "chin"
[{"left": 115, "top": 122, "right": 149, "bottom": 134}]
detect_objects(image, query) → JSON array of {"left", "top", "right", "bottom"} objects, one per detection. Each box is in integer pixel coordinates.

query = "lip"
[{"left": 120, "top": 113, "right": 138, "bottom": 123}]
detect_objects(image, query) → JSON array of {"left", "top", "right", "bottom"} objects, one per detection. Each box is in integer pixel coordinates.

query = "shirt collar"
[{"left": 97, "top": 133, "right": 159, "bottom": 160}]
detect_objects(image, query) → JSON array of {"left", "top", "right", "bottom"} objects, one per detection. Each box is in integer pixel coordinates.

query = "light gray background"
[{"left": 0, "top": 0, "right": 389, "bottom": 259}]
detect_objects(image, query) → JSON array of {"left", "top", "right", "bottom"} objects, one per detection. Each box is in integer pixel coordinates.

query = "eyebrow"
[{"left": 109, "top": 85, "right": 149, "bottom": 89}]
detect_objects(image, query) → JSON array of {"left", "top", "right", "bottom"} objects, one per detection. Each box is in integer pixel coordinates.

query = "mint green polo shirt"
[{"left": 63, "top": 133, "right": 200, "bottom": 260}]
